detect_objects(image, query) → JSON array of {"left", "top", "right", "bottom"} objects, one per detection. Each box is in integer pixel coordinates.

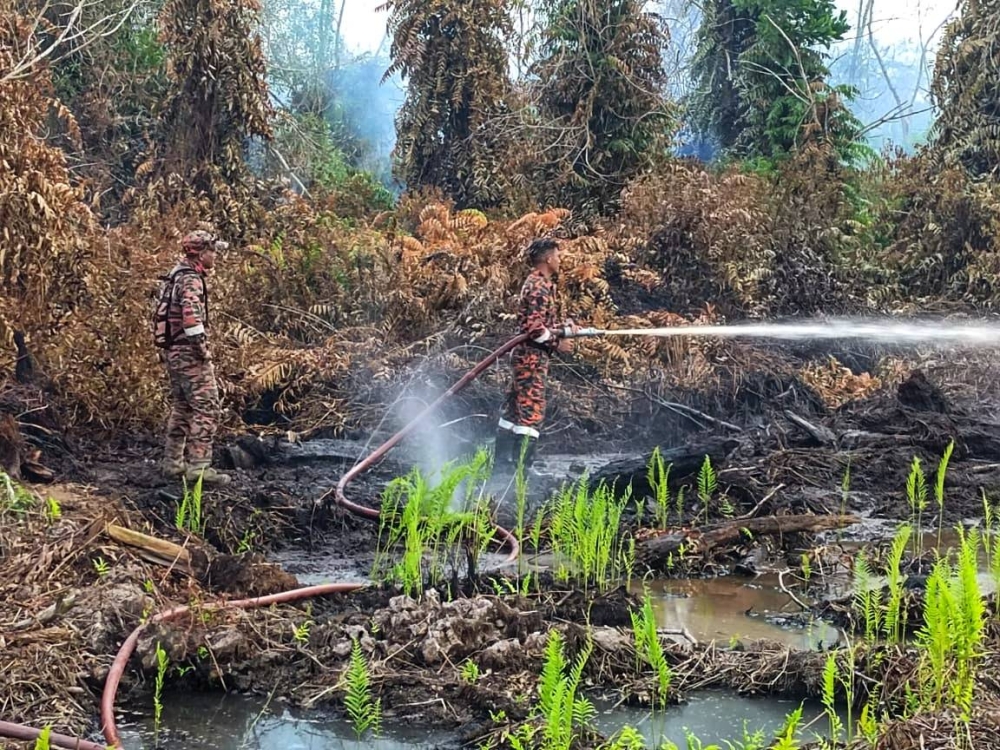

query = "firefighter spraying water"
[
  {"left": 493, "top": 238, "right": 579, "bottom": 471},
  {"left": 325, "top": 235, "right": 1000, "bottom": 524}
]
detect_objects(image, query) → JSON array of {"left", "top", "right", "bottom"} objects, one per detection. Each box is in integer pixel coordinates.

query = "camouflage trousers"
[
  {"left": 163, "top": 346, "right": 221, "bottom": 468},
  {"left": 499, "top": 348, "right": 549, "bottom": 438}
]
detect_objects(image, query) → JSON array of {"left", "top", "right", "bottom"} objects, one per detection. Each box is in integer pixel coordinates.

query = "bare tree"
[{"left": 2, "top": 0, "right": 138, "bottom": 83}]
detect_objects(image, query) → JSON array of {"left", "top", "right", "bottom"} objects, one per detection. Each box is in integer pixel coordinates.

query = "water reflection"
[
  {"left": 118, "top": 691, "right": 448, "bottom": 749},
  {"left": 595, "top": 690, "right": 843, "bottom": 747},
  {"left": 119, "top": 688, "right": 845, "bottom": 749},
  {"left": 631, "top": 576, "right": 842, "bottom": 649}
]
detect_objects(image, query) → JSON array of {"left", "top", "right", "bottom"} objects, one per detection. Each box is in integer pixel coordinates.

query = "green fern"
[
  {"left": 935, "top": 440, "right": 954, "bottom": 549},
  {"left": 883, "top": 524, "right": 911, "bottom": 644},
  {"left": 629, "top": 593, "right": 672, "bottom": 709},
  {"left": 772, "top": 703, "right": 804, "bottom": 750},
  {"left": 905, "top": 456, "right": 928, "bottom": 557},
  {"left": 647, "top": 446, "right": 672, "bottom": 528},
  {"left": 32, "top": 727, "right": 51, "bottom": 750},
  {"left": 821, "top": 653, "right": 843, "bottom": 743},
  {"left": 153, "top": 641, "right": 168, "bottom": 743},
  {"left": 538, "top": 630, "right": 594, "bottom": 750},
  {"left": 343, "top": 638, "right": 382, "bottom": 739},
  {"left": 723, "top": 723, "right": 767, "bottom": 750},
  {"left": 175, "top": 473, "right": 205, "bottom": 536},
  {"left": 852, "top": 555, "right": 881, "bottom": 642},
  {"left": 605, "top": 725, "right": 645, "bottom": 750},
  {"left": 698, "top": 455, "right": 717, "bottom": 525}
]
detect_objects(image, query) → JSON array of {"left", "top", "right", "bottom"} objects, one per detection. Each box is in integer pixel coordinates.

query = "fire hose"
[
  {"left": 0, "top": 328, "right": 605, "bottom": 750},
  {"left": 329, "top": 326, "right": 602, "bottom": 563}
]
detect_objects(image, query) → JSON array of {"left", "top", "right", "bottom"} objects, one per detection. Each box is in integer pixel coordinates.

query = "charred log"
[
  {"left": 638, "top": 513, "right": 860, "bottom": 566},
  {"left": 588, "top": 438, "right": 740, "bottom": 499}
]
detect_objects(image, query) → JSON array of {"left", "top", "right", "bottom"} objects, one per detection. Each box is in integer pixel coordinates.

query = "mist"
[{"left": 266, "top": 0, "right": 956, "bottom": 184}]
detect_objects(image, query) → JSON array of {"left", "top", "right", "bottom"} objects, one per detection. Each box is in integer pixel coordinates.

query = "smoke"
[
  {"left": 826, "top": 1, "right": 956, "bottom": 150},
  {"left": 392, "top": 377, "right": 492, "bottom": 512},
  {"left": 395, "top": 380, "right": 453, "bottom": 485},
  {"left": 325, "top": 57, "right": 405, "bottom": 186},
  {"left": 296, "top": 0, "right": 957, "bottom": 179}
]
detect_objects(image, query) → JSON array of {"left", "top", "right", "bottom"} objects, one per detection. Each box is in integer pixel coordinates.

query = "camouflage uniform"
[
  {"left": 161, "top": 256, "right": 224, "bottom": 480},
  {"left": 497, "top": 269, "right": 560, "bottom": 466}
]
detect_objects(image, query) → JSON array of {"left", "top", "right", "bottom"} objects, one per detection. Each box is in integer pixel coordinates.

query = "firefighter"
[
  {"left": 494, "top": 237, "right": 577, "bottom": 469},
  {"left": 155, "top": 230, "right": 231, "bottom": 485}
]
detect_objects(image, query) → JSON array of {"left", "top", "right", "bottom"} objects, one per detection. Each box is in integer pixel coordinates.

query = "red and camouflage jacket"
[
  {"left": 166, "top": 261, "right": 210, "bottom": 347},
  {"left": 517, "top": 269, "right": 559, "bottom": 353}
]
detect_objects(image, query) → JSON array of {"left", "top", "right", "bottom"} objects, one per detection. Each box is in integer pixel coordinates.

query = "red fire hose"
[
  {"left": 0, "top": 334, "right": 532, "bottom": 750},
  {"left": 98, "top": 583, "right": 365, "bottom": 748},
  {"left": 332, "top": 332, "right": 530, "bottom": 563},
  {"left": 0, "top": 720, "right": 107, "bottom": 750}
]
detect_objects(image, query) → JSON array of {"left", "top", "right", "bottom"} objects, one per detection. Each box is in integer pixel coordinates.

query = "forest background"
[{"left": 2, "top": 0, "right": 999, "bottom": 444}]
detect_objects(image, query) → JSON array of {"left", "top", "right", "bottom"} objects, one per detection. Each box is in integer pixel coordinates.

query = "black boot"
[
  {"left": 512, "top": 435, "right": 538, "bottom": 470},
  {"left": 493, "top": 427, "right": 516, "bottom": 470}
]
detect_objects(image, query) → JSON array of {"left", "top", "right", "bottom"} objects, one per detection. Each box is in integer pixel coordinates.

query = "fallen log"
[
  {"left": 638, "top": 513, "right": 860, "bottom": 565},
  {"left": 104, "top": 523, "right": 298, "bottom": 596},
  {"left": 10, "top": 592, "right": 78, "bottom": 630},
  {"left": 784, "top": 409, "right": 837, "bottom": 446},
  {"left": 105, "top": 523, "right": 207, "bottom": 576},
  {"left": 588, "top": 438, "right": 740, "bottom": 499}
]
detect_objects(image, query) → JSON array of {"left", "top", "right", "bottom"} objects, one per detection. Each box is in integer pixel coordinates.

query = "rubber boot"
[
  {"left": 185, "top": 464, "right": 232, "bottom": 486},
  {"left": 493, "top": 427, "right": 516, "bottom": 470},
  {"left": 512, "top": 435, "right": 538, "bottom": 471},
  {"left": 160, "top": 457, "right": 186, "bottom": 479}
]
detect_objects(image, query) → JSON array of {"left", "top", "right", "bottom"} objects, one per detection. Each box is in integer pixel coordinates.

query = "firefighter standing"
[
  {"left": 494, "top": 238, "right": 577, "bottom": 469},
  {"left": 155, "top": 230, "right": 231, "bottom": 485}
]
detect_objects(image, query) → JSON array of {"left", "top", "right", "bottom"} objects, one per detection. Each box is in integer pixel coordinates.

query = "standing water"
[
  {"left": 119, "top": 689, "right": 845, "bottom": 749},
  {"left": 118, "top": 691, "right": 451, "bottom": 749}
]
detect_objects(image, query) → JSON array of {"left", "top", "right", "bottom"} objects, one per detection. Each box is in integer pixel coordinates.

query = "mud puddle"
[
  {"left": 594, "top": 690, "right": 845, "bottom": 747},
  {"left": 274, "top": 543, "right": 372, "bottom": 586},
  {"left": 118, "top": 691, "right": 454, "bottom": 749},
  {"left": 632, "top": 577, "right": 842, "bottom": 649},
  {"left": 829, "top": 523, "right": 998, "bottom": 594},
  {"left": 274, "top": 545, "right": 518, "bottom": 586}
]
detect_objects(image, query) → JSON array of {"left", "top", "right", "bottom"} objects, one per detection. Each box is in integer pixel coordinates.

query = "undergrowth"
[
  {"left": 372, "top": 449, "right": 497, "bottom": 596},
  {"left": 548, "top": 477, "right": 635, "bottom": 593},
  {"left": 342, "top": 638, "right": 382, "bottom": 739}
]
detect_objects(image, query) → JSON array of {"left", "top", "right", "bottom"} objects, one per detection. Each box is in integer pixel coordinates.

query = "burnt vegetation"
[
  {"left": 0, "top": 0, "right": 996, "bottom": 425},
  {"left": 6, "top": 0, "right": 1000, "bottom": 747},
  {"left": 2, "top": 0, "right": 998, "bottom": 436}
]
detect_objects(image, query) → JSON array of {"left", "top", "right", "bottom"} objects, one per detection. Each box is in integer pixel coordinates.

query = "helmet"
[{"left": 181, "top": 230, "right": 216, "bottom": 256}]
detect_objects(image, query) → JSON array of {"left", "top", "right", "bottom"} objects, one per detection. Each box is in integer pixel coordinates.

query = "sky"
[{"left": 339, "top": 0, "right": 959, "bottom": 56}]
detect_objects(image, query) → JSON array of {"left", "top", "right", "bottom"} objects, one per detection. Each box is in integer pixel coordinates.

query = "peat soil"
[{"left": 4, "top": 357, "right": 1000, "bottom": 747}]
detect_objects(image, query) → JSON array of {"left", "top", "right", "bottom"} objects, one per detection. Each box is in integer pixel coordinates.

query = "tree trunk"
[{"left": 638, "top": 513, "right": 860, "bottom": 565}]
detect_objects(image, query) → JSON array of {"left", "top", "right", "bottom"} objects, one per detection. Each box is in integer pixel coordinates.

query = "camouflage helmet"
[{"left": 181, "top": 229, "right": 216, "bottom": 256}]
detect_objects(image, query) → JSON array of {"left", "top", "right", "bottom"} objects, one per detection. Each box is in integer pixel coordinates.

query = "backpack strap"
[{"left": 158, "top": 267, "right": 204, "bottom": 348}]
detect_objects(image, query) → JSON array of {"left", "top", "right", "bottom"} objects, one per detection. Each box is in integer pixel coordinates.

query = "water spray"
[
  {"left": 329, "top": 315, "right": 1000, "bottom": 533},
  {"left": 564, "top": 318, "right": 1000, "bottom": 346},
  {"left": 561, "top": 326, "right": 604, "bottom": 338}
]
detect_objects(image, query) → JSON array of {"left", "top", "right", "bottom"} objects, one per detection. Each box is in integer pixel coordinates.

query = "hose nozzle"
[{"left": 561, "top": 326, "right": 603, "bottom": 339}]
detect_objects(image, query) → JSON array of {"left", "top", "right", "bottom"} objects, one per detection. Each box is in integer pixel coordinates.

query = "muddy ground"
[{"left": 3, "top": 346, "right": 1000, "bottom": 748}]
